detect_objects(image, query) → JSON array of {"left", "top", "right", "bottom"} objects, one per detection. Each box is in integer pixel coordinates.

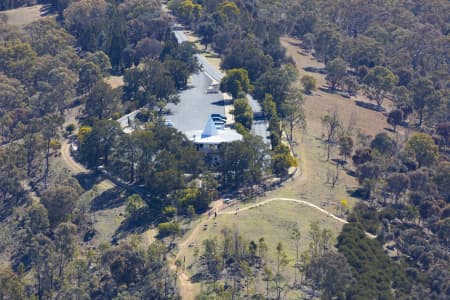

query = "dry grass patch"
[
  {"left": 105, "top": 75, "right": 124, "bottom": 89},
  {"left": 281, "top": 36, "right": 392, "bottom": 137},
  {"left": 1, "top": 5, "right": 50, "bottom": 27}
]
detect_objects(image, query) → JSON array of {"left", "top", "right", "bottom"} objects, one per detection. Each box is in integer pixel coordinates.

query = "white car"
[{"left": 164, "top": 120, "right": 174, "bottom": 128}]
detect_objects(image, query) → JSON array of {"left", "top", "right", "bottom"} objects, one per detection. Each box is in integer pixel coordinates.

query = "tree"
[
  {"left": 28, "top": 203, "right": 50, "bottom": 235},
  {"left": 109, "top": 251, "right": 145, "bottom": 287},
  {"left": 262, "top": 93, "right": 278, "bottom": 121},
  {"left": 410, "top": 78, "right": 440, "bottom": 126},
  {"left": 24, "top": 19, "right": 75, "bottom": 56},
  {"left": 134, "top": 37, "right": 163, "bottom": 63},
  {"left": 274, "top": 242, "right": 288, "bottom": 299},
  {"left": 220, "top": 68, "right": 253, "bottom": 98},
  {"left": 253, "top": 68, "right": 291, "bottom": 105},
  {"left": 434, "top": 162, "right": 450, "bottom": 202},
  {"left": 352, "top": 147, "right": 372, "bottom": 165},
  {"left": 405, "top": 133, "right": 439, "bottom": 167},
  {"left": 386, "top": 173, "right": 410, "bottom": 205},
  {"left": 221, "top": 40, "right": 272, "bottom": 81},
  {"left": 41, "top": 183, "right": 82, "bottom": 226},
  {"left": 85, "top": 80, "right": 121, "bottom": 120},
  {"left": 280, "top": 89, "right": 306, "bottom": 143},
  {"left": 309, "top": 221, "right": 334, "bottom": 258},
  {"left": 338, "top": 135, "right": 354, "bottom": 162},
  {"left": 321, "top": 110, "right": 341, "bottom": 143},
  {"left": 387, "top": 109, "right": 403, "bottom": 132},
  {"left": 342, "top": 76, "right": 360, "bottom": 96},
  {"left": 306, "top": 252, "right": 354, "bottom": 299},
  {"left": 22, "top": 120, "right": 44, "bottom": 177},
  {"left": 325, "top": 58, "right": 347, "bottom": 90},
  {"left": 272, "top": 144, "right": 297, "bottom": 178},
  {"left": 370, "top": 133, "right": 397, "bottom": 157},
  {"left": 79, "top": 119, "right": 121, "bottom": 168},
  {"left": 291, "top": 228, "right": 301, "bottom": 286},
  {"left": 28, "top": 234, "right": 56, "bottom": 299},
  {"left": 314, "top": 27, "right": 342, "bottom": 64},
  {"left": 123, "top": 59, "right": 178, "bottom": 110},
  {"left": 364, "top": 66, "right": 398, "bottom": 110},
  {"left": 321, "top": 110, "right": 341, "bottom": 160},
  {"left": 0, "top": 268, "right": 25, "bottom": 300},
  {"left": 54, "top": 222, "right": 78, "bottom": 278},
  {"left": 126, "top": 194, "right": 146, "bottom": 216},
  {"left": 300, "top": 75, "right": 316, "bottom": 94},
  {"left": 84, "top": 51, "right": 111, "bottom": 75},
  {"left": 64, "top": 0, "right": 110, "bottom": 52},
  {"left": 263, "top": 266, "right": 273, "bottom": 299},
  {"left": 436, "top": 122, "right": 450, "bottom": 149},
  {"left": 232, "top": 98, "right": 253, "bottom": 130},
  {"left": 169, "top": 0, "right": 202, "bottom": 24},
  {"left": 77, "top": 62, "right": 102, "bottom": 95},
  {"left": 218, "top": 136, "right": 268, "bottom": 189},
  {"left": 50, "top": 0, "right": 74, "bottom": 17},
  {"left": 0, "top": 41, "right": 38, "bottom": 84},
  {"left": 47, "top": 66, "right": 77, "bottom": 114},
  {"left": 157, "top": 221, "right": 181, "bottom": 238},
  {"left": 41, "top": 114, "right": 64, "bottom": 186}
]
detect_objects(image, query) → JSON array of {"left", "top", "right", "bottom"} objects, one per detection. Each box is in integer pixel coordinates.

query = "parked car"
[{"left": 164, "top": 120, "right": 174, "bottom": 128}]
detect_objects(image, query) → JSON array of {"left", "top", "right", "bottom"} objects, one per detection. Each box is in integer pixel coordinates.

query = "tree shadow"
[
  {"left": 90, "top": 187, "right": 128, "bottom": 212},
  {"left": 303, "top": 66, "right": 327, "bottom": 75},
  {"left": 288, "top": 40, "right": 302, "bottom": 48},
  {"left": 346, "top": 169, "right": 357, "bottom": 177},
  {"left": 190, "top": 272, "right": 207, "bottom": 283},
  {"left": 355, "top": 100, "right": 385, "bottom": 112},
  {"left": 211, "top": 100, "right": 225, "bottom": 106},
  {"left": 74, "top": 172, "right": 103, "bottom": 190},
  {"left": 113, "top": 201, "right": 165, "bottom": 241},
  {"left": 331, "top": 158, "right": 348, "bottom": 166}
]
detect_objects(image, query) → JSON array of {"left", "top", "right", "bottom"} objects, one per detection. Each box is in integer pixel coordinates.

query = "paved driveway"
[
  {"left": 172, "top": 30, "right": 269, "bottom": 142},
  {"left": 165, "top": 72, "right": 226, "bottom": 133}
]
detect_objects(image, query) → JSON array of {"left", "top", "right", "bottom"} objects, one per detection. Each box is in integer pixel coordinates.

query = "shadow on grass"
[
  {"left": 355, "top": 100, "right": 385, "bottom": 112},
  {"left": 113, "top": 200, "right": 165, "bottom": 241},
  {"left": 190, "top": 272, "right": 207, "bottom": 283},
  {"left": 74, "top": 172, "right": 104, "bottom": 190},
  {"left": 304, "top": 66, "right": 327, "bottom": 75},
  {"left": 91, "top": 187, "right": 128, "bottom": 211}
]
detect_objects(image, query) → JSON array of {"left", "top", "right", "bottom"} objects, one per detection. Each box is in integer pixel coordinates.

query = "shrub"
[
  {"left": 158, "top": 222, "right": 181, "bottom": 238},
  {"left": 300, "top": 75, "right": 316, "bottom": 94}
]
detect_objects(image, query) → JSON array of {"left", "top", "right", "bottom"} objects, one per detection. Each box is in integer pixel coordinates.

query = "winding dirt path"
[
  {"left": 60, "top": 141, "right": 88, "bottom": 174},
  {"left": 220, "top": 198, "right": 348, "bottom": 224},
  {"left": 60, "top": 106, "right": 89, "bottom": 175}
]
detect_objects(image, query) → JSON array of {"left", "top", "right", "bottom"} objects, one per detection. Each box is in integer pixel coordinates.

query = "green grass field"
[{"left": 181, "top": 200, "right": 343, "bottom": 297}]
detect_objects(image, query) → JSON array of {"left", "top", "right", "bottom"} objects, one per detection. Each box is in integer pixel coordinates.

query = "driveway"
[
  {"left": 172, "top": 30, "right": 269, "bottom": 143},
  {"left": 165, "top": 72, "right": 227, "bottom": 133}
]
